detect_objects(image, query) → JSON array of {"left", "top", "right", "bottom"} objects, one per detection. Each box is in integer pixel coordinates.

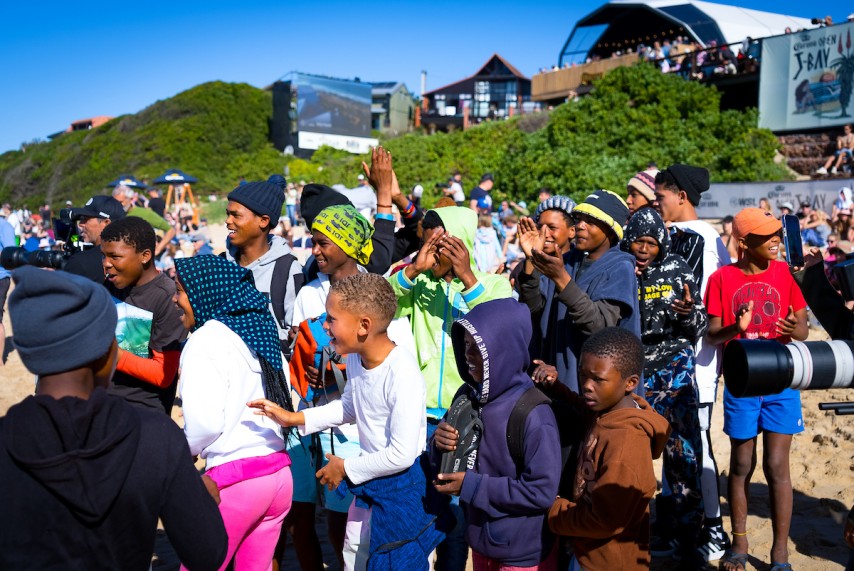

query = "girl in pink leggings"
[{"left": 175, "top": 256, "right": 297, "bottom": 570}]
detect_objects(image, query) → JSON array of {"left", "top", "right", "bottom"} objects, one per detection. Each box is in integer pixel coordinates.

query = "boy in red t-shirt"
[{"left": 704, "top": 207, "right": 808, "bottom": 571}]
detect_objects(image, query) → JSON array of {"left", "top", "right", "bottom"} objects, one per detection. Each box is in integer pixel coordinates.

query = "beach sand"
[{"left": 1, "top": 227, "right": 851, "bottom": 570}]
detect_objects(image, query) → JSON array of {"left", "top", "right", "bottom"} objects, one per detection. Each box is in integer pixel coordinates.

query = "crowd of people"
[{"left": 1, "top": 147, "right": 853, "bottom": 571}]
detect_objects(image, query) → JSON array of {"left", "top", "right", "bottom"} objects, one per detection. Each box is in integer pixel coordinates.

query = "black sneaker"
[
  {"left": 650, "top": 536, "right": 679, "bottom": 558},
  {"left": 696, "top": 525, "right": 730, "bottom": 562}
]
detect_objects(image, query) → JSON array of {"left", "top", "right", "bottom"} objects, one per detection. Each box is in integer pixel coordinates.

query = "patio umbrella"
[
  {"left": 106, "top": 174, "right": 148, "bottom": 189},
  {"left": 153, "top": 169, "right": 198, "bottom": 185}
]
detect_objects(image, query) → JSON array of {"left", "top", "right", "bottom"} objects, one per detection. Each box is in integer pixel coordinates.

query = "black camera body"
[{"left": 0, "top": 209, "right": 87, "bottom": 271}]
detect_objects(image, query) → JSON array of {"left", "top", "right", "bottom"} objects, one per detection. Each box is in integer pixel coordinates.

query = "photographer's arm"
[{"left": 792, "top": 253, "right": 854, "bottom": 339}]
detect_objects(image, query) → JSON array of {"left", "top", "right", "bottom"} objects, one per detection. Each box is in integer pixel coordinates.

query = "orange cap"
[{"left": 732, "top": 207, "right": 782, "bottom": 240}]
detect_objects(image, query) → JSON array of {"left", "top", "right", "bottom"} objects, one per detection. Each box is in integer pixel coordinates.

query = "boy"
[
  {"left": 250, "top": 273, "right": 437, "bottom": 571},
  {"left": 654, "top": 164, "right": 732, "bottom": 560},
  {"left": 547, "top": 328, "right": 670, "bottom": 571},
  {"left": 705, "top": 207, "right": 808, "bottom": 571},
  {"left": 517, "top": 190, "right": 639, "bottom": 393},
  {"left": 225, "top": 178, "right": 304, "bottom": 350},
  {"left": 101, "top": 216, "right": 186, "bottom": 413},
  {"left": 620, "top": 208, "right": 708, "bottom": 560},
  {"left": 432, "top": 299, "right": 561, "bottom": 569},
  {"left": 0, "top": 266, "right": 226, "bottom": 570},
  {"left": 285, "top": 204, "right": 415, "bottom": 569},
  {"left": 625, "top": 168, "right": 659, "bottom": 215}
]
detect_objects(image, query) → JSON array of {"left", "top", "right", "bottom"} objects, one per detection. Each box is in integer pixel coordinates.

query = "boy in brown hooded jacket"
[{"left": 545, "top": 327, "right": 670, "bottom": 570}]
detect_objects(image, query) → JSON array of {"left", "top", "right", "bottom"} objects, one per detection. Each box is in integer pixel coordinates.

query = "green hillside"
[
  {"left": 0, "top": 81, "right": 283, "bottom": 207},
  {"left": 0, "top": 65, "right": 790, "bottom": 209}
]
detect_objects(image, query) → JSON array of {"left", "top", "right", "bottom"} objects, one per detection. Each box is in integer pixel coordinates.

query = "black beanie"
[
  {"left": 666, "top": 164, "right": 709, "bottom": 206},
  {"left": 227, "top": 181, "right": 285, "bottom": 221},
  {"left": 9, "top": 267, "right": 118, "bottom": 376},
  {"left": 300, "top": 184, "right": 352, "bottom": 228}
]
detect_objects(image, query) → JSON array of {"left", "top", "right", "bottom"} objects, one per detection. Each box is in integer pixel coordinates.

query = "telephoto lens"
[{"left": 723, "top": 339, "right": 854, "bottom": 397}]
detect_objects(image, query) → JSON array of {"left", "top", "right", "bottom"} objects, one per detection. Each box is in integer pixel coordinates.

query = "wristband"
[
  {"left": 375, "top": 212, "right": 394, "bottom": 221},
  {"left": 402, "top": 200, "right": 416, "bottom": 218},
  {"left": 377, "top": 204, "right": 392, "bottom": 208}
]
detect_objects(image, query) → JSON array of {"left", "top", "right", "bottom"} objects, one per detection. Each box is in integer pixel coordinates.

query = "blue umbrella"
[
  {"left": 153, "top": 169, "right": 198, "bottom": 185},
  {"left": 106, "top": 174, "right": 148, "bottom": 189}
]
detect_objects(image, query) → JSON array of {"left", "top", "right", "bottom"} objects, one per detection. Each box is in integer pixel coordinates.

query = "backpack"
[
  {"left": 289, "top": 312, "right": 346, "bottom": 403},
  {"left": 506, "top": 386, "right": 583, "bottom": 497},
  {"left": 270, "top": 253, "right": 304, "bottom": 357}
]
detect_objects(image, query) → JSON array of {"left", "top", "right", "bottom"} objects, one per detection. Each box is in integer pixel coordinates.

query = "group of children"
[{"left": 0, "top": 149, "right": 813, "bottom": 571}]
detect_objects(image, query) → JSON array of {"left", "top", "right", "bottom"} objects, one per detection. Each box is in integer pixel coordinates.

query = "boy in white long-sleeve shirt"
[{"left": 250, "top": 273, "right": 427, "bottom": 571}]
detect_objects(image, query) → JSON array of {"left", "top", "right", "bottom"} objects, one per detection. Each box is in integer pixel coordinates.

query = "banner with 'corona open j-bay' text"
[{"left": 760, "top": 23, "right": 854, "bottom": 132}]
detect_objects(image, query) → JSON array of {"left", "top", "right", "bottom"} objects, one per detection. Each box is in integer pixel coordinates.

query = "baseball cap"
[
  {"left": 71, "top": 195, "right": 126, "bottom": 221},
  {"left": 357, "top": 174, "right": 366, "bottom": 181},
  {"left": 780, "top": 201, "right": 795, "bottom": 211},
  {"left": 732, "top": 207, "right": 782, "bottom": 240}
]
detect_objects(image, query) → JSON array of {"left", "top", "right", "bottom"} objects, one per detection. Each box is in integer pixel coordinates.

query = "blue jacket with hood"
[{"left": 445, "top": 299, "right": 561, "bottom": 566}]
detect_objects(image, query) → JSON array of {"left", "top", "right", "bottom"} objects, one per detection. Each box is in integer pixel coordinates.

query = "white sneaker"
[
  {"left": 832, "top": 167, "right": 838, "bottom": 174},
  {"left": 816, "top": 167, "right": 828, "bottom": 174}
]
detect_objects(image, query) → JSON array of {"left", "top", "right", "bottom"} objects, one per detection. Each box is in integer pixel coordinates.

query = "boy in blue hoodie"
[
  {"left": 432, "top": 298, "right": 562, "bottom": 570},
  {"left": 517, "top": 190, "right": 640, "bottom": 393}
]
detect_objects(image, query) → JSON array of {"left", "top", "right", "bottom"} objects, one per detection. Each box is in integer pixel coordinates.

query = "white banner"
[
  {"left": 759, "top": 23, "right": 854, "bottom": 131},
  {"left": 696, "top": 178, "right": 854, "bottom": 219},
  {"left": 298, "top": 131, "right": 378, "bottom": 155}
]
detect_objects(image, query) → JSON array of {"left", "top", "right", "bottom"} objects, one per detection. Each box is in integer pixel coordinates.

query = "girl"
[{"left": 175, "top": 255, "right": 295, "bottom": 571}]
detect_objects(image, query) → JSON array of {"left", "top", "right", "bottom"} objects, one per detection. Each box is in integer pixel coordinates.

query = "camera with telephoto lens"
[
  {"left": 722, "top": 339, "right": 854, "bottom": 415},
  {"left": 1, "top": 209, "right": 88, "bottom": 270}
]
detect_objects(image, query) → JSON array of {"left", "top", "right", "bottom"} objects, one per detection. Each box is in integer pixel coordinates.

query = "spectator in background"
[
  {"left": 720, "top": 215, "right": 738, "bottom": 263},
  {"left": 111, "top": 185, "right": 176, "bottom": 256},
  {"left": 64, "top": 195, "right": 127, "bottom": 283},
  {"left": 816, "top": 124, "right": 854, "bottom": 175},
  {"left": 449, "top": 173, "right": 465, "bottom": 204},
  {"left": 410, "top": 184, "right": 424, "bottom": 208},
  {"left": 191, "top": 234, "right": 214, "bottom": 256},
  {"left": 473, "top": 214, "right": 503, "bottom": 273},
  {"left": 339, "top": 174, "right": 376, "bottom": 220},
  {"left": 833, "top": 187, "right": 854, "bottom": 219},
  {"left": 800, "top": 202, "right": 831, "bottom": 247},
  {"left": 440, "top": 182, "right": 465, "bottom": 205},
  {"left": 285, "top": 183, "right": 299, "bottom": 226},
  {"left": 0, "top": 214, "right": 14, "bottom": 367},
  {"left": 147, "top": 188, "right": 166, "bottom": 218},
  {"left": 469, "top": 173, "right": 494, "bottom": 213},
  {"left": 626, "top": 168, "right": 659, "bottom": 215},
  {"left": 780, "top": 202, "right": 795, "bottom": 217},
  {"left": 538, "top": 188, "right": 553, "bottom": 203},
  {"left": 759, "top": 198, "right": 774, "bottom": 217}
]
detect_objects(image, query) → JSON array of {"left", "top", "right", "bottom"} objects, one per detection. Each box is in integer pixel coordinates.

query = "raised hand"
[
  {"left": 518, "top": 217, "right": 544, "bottom": 258},
  {"left": 409, "top": 229, "right": 445, "bottom": 276},
  {"left": 439, "top": 235, "right": 476, "bottom": 287},
  {"left": 671, "top": 284, "right": 695, "bottom": 316},
  {"left": 735, "top": 300, "right": 755, "bottom": 334},
  {"left": 791, "top": 246, "right": 824, "bottom": 273},
  {"left": 362, "top": 146, "right": 394, "bottom": 196},
  {"left": 530, "top": 246, "right": 570, "bottom": 290}
]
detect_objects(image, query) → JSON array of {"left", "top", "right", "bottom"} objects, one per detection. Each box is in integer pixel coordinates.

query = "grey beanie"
[
  {"left": 9, "top": 267, "right": 117, "bottom": 375},
  {"left": 535, "top": 195, "right": 577, "bottom": 222},
  {"left": 227, "top": 180, "right": 285, "bottom": 221}
]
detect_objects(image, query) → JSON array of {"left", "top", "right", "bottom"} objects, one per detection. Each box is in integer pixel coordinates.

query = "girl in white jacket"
[{"left": 175, "top": 255, "right": 296, "bottom": 571}]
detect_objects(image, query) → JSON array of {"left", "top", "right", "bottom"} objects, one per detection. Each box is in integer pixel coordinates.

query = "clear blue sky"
[{"left": 0, "top": 0, "right": 849, "bottom": 153}]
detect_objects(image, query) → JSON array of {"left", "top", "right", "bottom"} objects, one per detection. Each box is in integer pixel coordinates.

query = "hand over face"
[{"left": 439, "top": 235, "right": 474, "bottom": 280}]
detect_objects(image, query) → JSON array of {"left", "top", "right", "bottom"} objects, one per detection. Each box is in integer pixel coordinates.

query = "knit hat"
[
  {"left": 311, "top": 205, "right": 375, "bottom": 265},
  {"left": 732, "top": 207, "right": 782, "bottom": 240},
  {"left": 627, "top": 168, "right": 660, "bottom": 202},
  {"left": 227, "top": 180, "right": 285, "bottom": 221},
  {"left": 9, "top": 266, "right": 117, "bottom": 376},
  {"left": 573, "top": 189, "right": 630, "bottom": 240},
  {"left": 535, "top": 195, "right": 576, "bottom": 222},
  {"left": 300, "top": 183, "right": 351, "bottom": 228},
  {"left": 664, "top": 164, "right": 710, "bottom": 206}
]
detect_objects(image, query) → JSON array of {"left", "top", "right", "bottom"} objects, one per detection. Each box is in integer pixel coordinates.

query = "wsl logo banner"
[{"left": 760, "top": 23, "right": 854, "bottom": 131}]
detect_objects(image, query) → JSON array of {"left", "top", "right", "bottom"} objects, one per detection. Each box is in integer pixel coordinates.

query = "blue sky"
[{"left": 0, "top": 0, "right": 850, "bottom": 153}]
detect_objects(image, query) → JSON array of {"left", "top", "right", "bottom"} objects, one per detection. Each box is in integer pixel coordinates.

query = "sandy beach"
[{"left": 1, "top": 224, "right": 852, "bottom": 570}]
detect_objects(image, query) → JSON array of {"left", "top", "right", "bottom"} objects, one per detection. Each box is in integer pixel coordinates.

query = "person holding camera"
[
  {"left": 705, "top": 208, "right": 808, "bottom": 571},
  {"left": 63, "top": 195, "right": 126, "bottom": 283}
]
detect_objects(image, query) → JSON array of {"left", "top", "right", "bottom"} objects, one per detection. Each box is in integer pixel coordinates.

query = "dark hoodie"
[
  {"left": 516, "top": 246, "right": 640, "bottom": 393},
  {"left": 619, "top": 209, "right": 708, "bottom": 374},
  {"left": 444, "top": 299, "right": 561, "bottom": 567},
  {"left": 0, "top": 388, "right": 227, "bottom": 570}
]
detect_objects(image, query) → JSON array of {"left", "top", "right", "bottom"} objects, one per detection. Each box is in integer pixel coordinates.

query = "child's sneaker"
[
  {"left": 816, "top": 166, "right": 828, "bottom": 175},
  {"left": 650, "top": 536, "right": 679, "bottom": 558},
  {"left": 696, "top": 524, "right": 730, "bottom": 562}
]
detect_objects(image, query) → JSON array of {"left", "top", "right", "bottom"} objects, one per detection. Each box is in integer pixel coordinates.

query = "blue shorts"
[
  {"left": 836, "top": 148, "right": 854, "bottom": 158},
  {"left": 723, "top": 387, "right": 804, "bottom": 439},
  {"left": 287, "top": 429, "right": 360, "bottom": 513}
]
